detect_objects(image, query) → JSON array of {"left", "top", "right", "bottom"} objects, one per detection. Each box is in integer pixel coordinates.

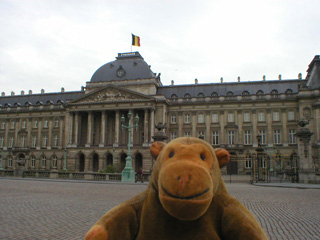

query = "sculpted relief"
[{"left": 84, "top": 89, "right": 139, "bottom": 103}]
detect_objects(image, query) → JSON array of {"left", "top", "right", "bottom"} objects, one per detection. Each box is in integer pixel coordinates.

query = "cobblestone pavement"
[{"left": 0, "top": 178, "right": 319, "bottom": 240}]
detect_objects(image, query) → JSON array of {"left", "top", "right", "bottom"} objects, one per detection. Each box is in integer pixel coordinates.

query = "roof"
[
  {"left": 157, "top": 79, "right": 305, "bottom": 98},
  {"left": 0, "top": 91, "right": 85, "bottom": 107},
  {"left": 90, "top": 52, "right": 157, "bottom": 83}
]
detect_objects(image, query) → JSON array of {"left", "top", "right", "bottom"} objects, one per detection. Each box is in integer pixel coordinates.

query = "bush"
[{"left": 105, "top": 164, "right": 117, "bottom": 173}]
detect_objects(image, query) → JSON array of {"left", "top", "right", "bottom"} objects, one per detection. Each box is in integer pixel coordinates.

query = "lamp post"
[{"left": 120, "top": 112, "right": 139, "bottom": 183}]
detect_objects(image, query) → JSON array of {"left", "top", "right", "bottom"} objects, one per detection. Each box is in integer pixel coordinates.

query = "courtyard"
[{"left": 0, "top": 178, "right": 319, "bottom": 240}]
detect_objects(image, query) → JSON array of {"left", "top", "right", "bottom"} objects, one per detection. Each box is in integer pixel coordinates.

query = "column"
[
  {"left": 4, "top": 119, "right": 9, "bottom": 148},
  {"left": 59, "top": 118, "right": 64, "bottom": 148},
  {"left": 86, "top": 111, "right": 93, "bottom": 147},
  {"left": 238, "top": 110, "right": 243, "bottom": 145},
  {"left": 150, "top": 108, "right": 155, "bottom": 142},
  {"left": 130, "top": 110, "right": 134, "bottom": 147},
  {"left": 26, "top": 118, "right": 32, "bottom": 147},
  {"left": 143, "top": 109, "right": 149, "bottom": 146},
  {"left": 192, "top": 112, "right": 197, "bottom": 137},
  {"left": 267, "top": 109, "right": 273, "bottom": 146},
  {"left": 282, "top": 109, "right": 288, "bottom": 146},
  {"left": 100, "top": 111, "right": 106, "bottom": 147},
  {"left": 205, "top": 112, "right": 211, "bottom": 142},
  {"left": 48, "top": 118, "right": 52, "bottom": 149},
  {"left": 14, "top": 119, "right": 19, "bottom": 147},
  {"left": 37, "top": 119, "right": 42, "bottom": 149},
  {"left": 252, "top": 110, "right": 257, "bottom": 146},
  {"left": 113, "top": 110, "right": 119, "bottom": 147},
  {"left": 68, "top": 112, "right": 74, "bottom": 145},
  {"left": 178, "top": 112, "right": 183, "bottom": 137},
  {"left": 219, "top": 111, "right": 225, "bottom": 144},
  {"left": 74, "top": 112, "right": 79, "bottom": 146}
]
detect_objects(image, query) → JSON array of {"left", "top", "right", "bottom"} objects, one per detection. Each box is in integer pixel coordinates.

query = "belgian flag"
[{"left": 132, "top": 34, "right": 140, "bottom": 47}]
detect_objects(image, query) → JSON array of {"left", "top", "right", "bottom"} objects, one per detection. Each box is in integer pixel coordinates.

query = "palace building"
[{"left": 0, "top": 52, "right": 319, "bottom": 183}]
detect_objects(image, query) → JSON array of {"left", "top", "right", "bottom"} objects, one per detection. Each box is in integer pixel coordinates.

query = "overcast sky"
[{"left": 1, "top": 0, "right": 319, "bottom": 95}]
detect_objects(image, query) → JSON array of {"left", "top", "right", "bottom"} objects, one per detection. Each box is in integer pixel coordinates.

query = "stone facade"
[{"left": 0, "top": 52, "right": 319, "bottom": 183}]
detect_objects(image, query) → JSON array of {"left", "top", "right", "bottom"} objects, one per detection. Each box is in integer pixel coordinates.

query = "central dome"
[{"left": 90, "top": 52, "right": 156, "bottom": 83}]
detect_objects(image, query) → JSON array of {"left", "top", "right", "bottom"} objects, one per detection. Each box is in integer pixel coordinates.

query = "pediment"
[{"left": 70, "top": 85, "right": 155, "bottom": 104}]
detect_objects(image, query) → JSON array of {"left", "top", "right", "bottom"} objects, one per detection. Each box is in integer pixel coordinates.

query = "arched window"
[
  {"left": 256, "top": 90, "right": 264, "bottom": 95},
  {"left": 285, "top": 89, "right": 293, "bottom": 94},
  {"left": 245, "top": 154, "right": 252, "bottom": 168},
  {"left": 211, "top": 92, "right": 218, "bottom": 97},
  {"left": 227, "top": 91, "right": 234, "bottom": 96},
  {"left": 184, "top": 93, "right": 191, "bottom": 101},
  {"left": 242, "top": 91, "right": 250, "bottom": 96},
  {"left": 198, "top": 92, "right": 205, "bottom": 97},
  {"left": 30, "top": 155, "right": 36, "bottom": 168},
  {"left": 41, "top": 156, "right": 46, "bottom": 168},
  {"left": 171, "top": 94, "right": 178, "bottom": 101},
  {"left": 270, "top": 89, "right": 278, "bottom": 95},
  {"left": 52, "top": 155, "right": 57, "bottom": 168}
]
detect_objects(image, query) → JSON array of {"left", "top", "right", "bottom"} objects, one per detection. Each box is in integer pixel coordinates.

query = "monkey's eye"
[
  {"left": 200, "top": 153, "right": 205, "bottom": 161},
  {"left": 169, "top": 151, "right": 174, "bottom": 158}
]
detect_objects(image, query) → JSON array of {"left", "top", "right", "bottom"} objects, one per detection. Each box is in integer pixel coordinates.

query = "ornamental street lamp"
[{"left": 120, "top": 112, "right": 139, "bottom": 183}]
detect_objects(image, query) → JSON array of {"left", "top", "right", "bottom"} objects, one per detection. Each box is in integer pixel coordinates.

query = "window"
[
  {"left": 288, "top": 111, "right": 295, "bottom": 121},
  {"left": 171, "top": 114, "right": 177, "bottom": 124},
  {"left": 0, "top": 136, "right": 4, "bottom": 147},
  {"left": 198, "top": 114, "right": 204, "bottom": 123},
  {"left": 244, "top": 130, "right": 252, "bottom": 145},
  {"left": 258, "top": 112, "right": 265, "bottom": 122},
  {"left": 228, "top": 113, "right": 234, "bottom": 123},
  {"left": 22, "top": 120, "right": 27, "bottom": 129},
  {"left": 32, "top": 136, "right": 37, "bottom": 147},
  {"left": 211, "top": 92, "right": 218, "bottom": 97},
  {"left": 184, "top": 114, "right": 191, "bottom": 124},
  {"left": 171, "top": 94, "right": 178, "bottom": 101},
  {"left": 198, "top": 93, "right": 205, "bottom": 98},
  {"left": 31, "top": 156, "right": 36, "bottom": 168},
  {"left": 198, "top": 131, "right": 205, "bottom": 139},
  {"left": 33, "top": 120, "right": 38, "bottom": 128},
  {"left": 258, "top": 130, "right": 267, "bottom": 145},
  {"left": 184, "top": 93, "right": 191, "bottom": 100},
  {"left": 212, "top": 131, "right": 219, "bottom": 145},
  {"left": 52, "top": 156, "right": 57, "bottom": 168},
  {"left": 54, "top": 120, "right": 59, "bottom": 128},
  {"left": 245, "top": 155, "right": 252, "bottom": 168},
  {"left": 170, "top": 132, "right": 177, "bottom": 140},
  {"left": 289, "top": 129, "right": 297, "bottom": 144},
  {"left": 44, "top": 120, "right": 49, "bottom": 128},
  {"left": 1, "top": 122, "right": 5, "bottom": 129},
  {"left": 212, "top": 113, "right": 219, "bottom": 123},
  {"left": 8, "top": 156, "right": 13, "bottom": 168},
  {"left": 54, "top": 135, "right": 59, "bottom": 147},
  {"left": 228, "top": 130, "right": 235, "bottom": 144},
  {"left": 43, "top": 135, "right": 48, "bottom": 147},
  {"left": 243, "top": 113, "right": 251, "bottom": 122},
  {"left": 41, "top": 156, "right": 46, "bottom": 168},
  {"left": 184, "top": 131, "right": 191, "bottom": 137},
  {"left": 274, "top": 129, "right": 281, "bottom": 144},
  {"left": 21, "top": 136, "right": 26, "bottom": 147},
  {"left": 273, "top": 111, "right": 280, "bottom": 121},
  {"left": 11, "top": 121, "right": 16, "bottom": 129},
  {"left": 9, "top": 136, "right": 14, "bottom": 148}
]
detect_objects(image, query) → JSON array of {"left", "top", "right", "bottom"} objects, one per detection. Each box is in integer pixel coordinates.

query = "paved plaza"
[{"left": 0, "top": 178, "right": 319, "bottom": 240}]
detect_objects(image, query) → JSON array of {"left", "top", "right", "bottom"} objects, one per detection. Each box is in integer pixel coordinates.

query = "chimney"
[
  {"left": 1, "top": 92, "right": 5, "bottom": 96},
  {"left": 220, "top": 77, "right": 223, "bottom": 83},
  {"left": 278, "top": 74, "right": 281, "bottom": 80},
  {"left": 195, "top": 78, "right": 198, "bottom": 84},
  {"left": 263, "top": 75, "right": 266, "bottom": 81},
  {"left": 11, "top": 91, "right": 15, "bottom": 96},
  {"left": 298, "top": 73, "right": 302, "bottom": 80},
  {"left": 21, "top": 90, "right": 25, "bottom": 95},
  {"left": 41, "top": 89, "right": 45, "bottom": 94},
  {"left": 237, "top": 76, "right": 240, "bottom": 82},
  {"left": 29, "top": 90, "right": 32, "bottom": 95},
  {"left": 61, "top": 87, "right": 65, "bottom": 92},
  {"left": 171, "top": 80, "right": 174, "bottom": 86}
]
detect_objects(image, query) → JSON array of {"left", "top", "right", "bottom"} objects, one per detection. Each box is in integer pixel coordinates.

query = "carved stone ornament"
[{"left": 84, "top": 89, "right": 139, "bottom": 103}]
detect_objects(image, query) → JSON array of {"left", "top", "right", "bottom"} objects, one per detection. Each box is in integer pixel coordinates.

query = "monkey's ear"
[
  {"left": 150, "top": 142, "right": 166, "bottom": 160},
  {"left": 215, "top": 148, "right": 230, "bottom": 168}
]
